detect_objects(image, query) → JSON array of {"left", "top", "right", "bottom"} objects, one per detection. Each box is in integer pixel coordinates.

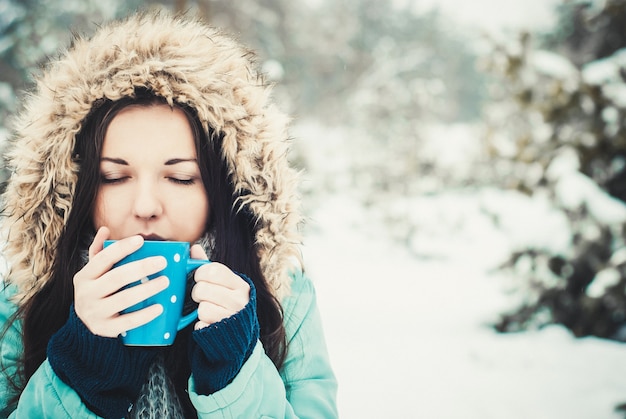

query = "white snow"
[
  {"left": 0, "top": 82, "right": 15, "bottom": 112},
  {"left": 603, "top": 85, "right": 626, "bottom": 109},
  {"left": 587, "top": 268, "right": 622, "bottom": 298},
  {"left": 545, "top": 147, "right": 626, "bottom": 225},
  {"left": 554, "top": 171, "right": 626, "bottom": 224},
  {"left": 582, "top": 48, "right": 626, "bottom": 86},
  {"left": 0, "top": 127, "right": 8, "bottom": 149},
  {"left": 530, "top": 50, "right": 579, "bottom": 81},
  {"left": 261, "top": 59, "right": 285, "bottom": 81},
  {"left": 411, "top": 0, "right": 560, "bottom": 36},
  {"left": 298, "top": 122, "right": 626, "bottom": 418},
  {"left": 582, "top": 48, "right": 626, "bottom": 108}
]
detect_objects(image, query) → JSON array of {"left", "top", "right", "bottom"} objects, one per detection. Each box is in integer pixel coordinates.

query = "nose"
[{"left": 132, "top": 180, "right": 163, "bottom": 220}]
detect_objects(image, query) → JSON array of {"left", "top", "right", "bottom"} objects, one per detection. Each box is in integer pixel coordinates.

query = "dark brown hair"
[{"left": 6, "top": 89, "right": 287, "bottom": 413}]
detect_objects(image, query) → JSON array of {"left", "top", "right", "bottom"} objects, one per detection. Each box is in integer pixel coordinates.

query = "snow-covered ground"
[
  {"left": 303, "top": 188, "right": 626, "bottom": 418},
  {"left": 295, "top": 112, "right": 626, "bottom": 419}
]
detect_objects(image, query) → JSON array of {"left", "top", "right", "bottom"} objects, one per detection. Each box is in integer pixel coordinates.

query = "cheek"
[
  {"left": 92, "top": 189, "right": 118, "bottom": 230},
  {"left": 175, "top": 191, "right": 210, "bottom": 233},
  {"left": 190, "top": 198, "right": 210, "bottom": 227}
]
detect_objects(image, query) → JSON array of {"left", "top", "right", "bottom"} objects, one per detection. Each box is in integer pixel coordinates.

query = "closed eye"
[
  {"left": 100, "top": 176, "right": 129, "bottom": 185},
  {"left": 168, "top": 177, "right": 196, "bottom": 185}
]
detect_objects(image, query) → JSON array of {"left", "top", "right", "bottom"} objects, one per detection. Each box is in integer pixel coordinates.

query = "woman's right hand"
[{"left": 73, "top": 226, "right": 169, "bottom": 338}]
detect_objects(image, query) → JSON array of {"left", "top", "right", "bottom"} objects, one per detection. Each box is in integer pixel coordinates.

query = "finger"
[
  {"left": 78, "top": 298, "right": 165, "bottom": 338},
  {"left": 194, "top": 320, "right": 211, "bottom": 331},
  {"left": 191, "top": 281, "right": 249, "bottom": 310},
  {"left": 89, "top": 227, "right": 110, "bottom": 259},
  {"left": 97, "top": 256, "right": 168, "bottom": 297},
  {"left": 75, "top": 273, "right": 168, "bottom": 321},
  {"left": 190, "top": 244, "right": 208, "bottom": 260},
  {"left": 197, "top": 301, "right": 234, "bottom": 325},
  {"left": 109, "top": 304, "right": 164, "bottom": 338},
  {"left": 105, "top": 275, "right": 169, "bottom": 314},
  {"left": 80, "top": 235, "right": 145, "bottom": 281},
  {"left": 194, "top": 262, "right": 248, "bottom": 290}
]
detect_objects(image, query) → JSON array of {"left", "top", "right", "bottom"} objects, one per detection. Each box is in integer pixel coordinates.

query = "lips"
[{"left": 140, "top": 234, "right": 166, "bottom": 241}]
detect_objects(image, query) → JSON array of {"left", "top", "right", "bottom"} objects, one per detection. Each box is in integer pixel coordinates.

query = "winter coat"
[
  {"left": 0, "top": 270, "right": 337, "bottom": 418},
  {"left": 0, "top": 11, "right": 337, "bottom": 418}
]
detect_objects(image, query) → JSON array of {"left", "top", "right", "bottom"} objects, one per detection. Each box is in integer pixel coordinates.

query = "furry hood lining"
[{"left": 2, "top": 12, "right": 303, "bottom": 303}]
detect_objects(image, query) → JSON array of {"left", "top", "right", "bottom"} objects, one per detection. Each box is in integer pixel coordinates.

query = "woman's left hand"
[{"left": 189, "top": 245, "right": 251, "bottom": 330}]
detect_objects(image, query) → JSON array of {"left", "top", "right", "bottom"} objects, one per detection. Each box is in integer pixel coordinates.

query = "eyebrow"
[
  {"left": 164, "top": 158, "right": 198, "bottom": 165},
  {"left": 101, "top": 157, "right": 128, "bottom": 165},
  {"left": 100, "top": 157, "right": 198, "bottom": 165}
]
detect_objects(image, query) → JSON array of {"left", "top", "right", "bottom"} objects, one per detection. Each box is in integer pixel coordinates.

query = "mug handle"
[{"left": 177, "top": 258, "right": 212, "bottom": 331}]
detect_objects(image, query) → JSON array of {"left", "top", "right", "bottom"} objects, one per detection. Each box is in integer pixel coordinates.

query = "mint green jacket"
[{"left": 0, "top": 271, "right": 337, "bottom": 418}]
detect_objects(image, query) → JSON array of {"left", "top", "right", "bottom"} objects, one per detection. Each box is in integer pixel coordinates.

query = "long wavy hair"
[{"left": 5, "top": 89, "right": 287, "bottom": 414}]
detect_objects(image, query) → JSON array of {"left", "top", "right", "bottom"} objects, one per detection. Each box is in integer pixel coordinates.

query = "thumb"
[
  {"left": 89, "top": 226, "right": 110, "bottom": 260},
  {"left": 190, "top": 244, "right": 209, "bottom": 260}
]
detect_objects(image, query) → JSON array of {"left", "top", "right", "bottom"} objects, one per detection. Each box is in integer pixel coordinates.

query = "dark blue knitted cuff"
[
  {"left": 47, "top": 305, "right": 159, "bottom": 419},
  {"left": 189, "top": 273, "right": 260, "bottom": 395}
]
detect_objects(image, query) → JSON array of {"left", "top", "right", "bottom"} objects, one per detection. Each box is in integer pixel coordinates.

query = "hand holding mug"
[
  {"left": 190, "top": 244, "right": 251, "bottom": 330},
  {"left": 102, "top": 239, "right": 211, "bottom": 346},
  {"left": 73, "top": 227, "right": 169, "bottom": 339}
]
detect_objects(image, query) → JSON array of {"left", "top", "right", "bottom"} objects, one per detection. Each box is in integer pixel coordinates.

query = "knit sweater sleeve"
[
  {"left": 47, "top": 305, "right": 159, "bottom": 418},
  {"left": 188, "top": 273, "right": 259, "bottom": 395}
]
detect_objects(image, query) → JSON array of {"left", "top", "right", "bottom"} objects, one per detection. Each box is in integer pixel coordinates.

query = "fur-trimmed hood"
[{"left": 2, "top": 12, "right": 303, "bottom": 304}]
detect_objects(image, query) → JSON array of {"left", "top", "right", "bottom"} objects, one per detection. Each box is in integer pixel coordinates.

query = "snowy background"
[
  {"left": 300, "top": 129, "right": 626, "bottom": 418},
  {"left": 2, "top": 0, "right": 626, "bottom": 418},
  {"left": 305, "top": 187, "right": 626, "bottom": 418},
  {"left": 295, "top": 1, "right": 626, "bottom": 418}
]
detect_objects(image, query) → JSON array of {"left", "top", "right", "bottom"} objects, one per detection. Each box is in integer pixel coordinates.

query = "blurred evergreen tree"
[
  {"left": 483, "top": 0, "right": 626, "bottom": 347},
  {"left": 206, "top": 0, "right": 487, "bottom": 198},
  {"left": 0, "top": 0, "right": 137, "bottom": 121},
  {"left": 0, "top": 0, "right": 487, "bottom": 211},
  {"left": 543, "top": 0, "right": 626, "bottom": 66}
]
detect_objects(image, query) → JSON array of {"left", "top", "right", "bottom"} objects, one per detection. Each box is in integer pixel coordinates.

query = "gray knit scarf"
[{"left": 129, "top": 356, "right": 184, "bottom": 419}]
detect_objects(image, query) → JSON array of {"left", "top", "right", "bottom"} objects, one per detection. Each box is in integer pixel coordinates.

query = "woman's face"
[{"left": 93, "top": 104, "right": 210, "bottom": 243}]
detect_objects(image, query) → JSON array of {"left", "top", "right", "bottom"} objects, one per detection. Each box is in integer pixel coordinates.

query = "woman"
[{"left": 0, "top": 11, "right": 337, "bottom": 418}]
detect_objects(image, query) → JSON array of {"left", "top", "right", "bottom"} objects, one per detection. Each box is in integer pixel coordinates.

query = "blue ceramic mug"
[{"left": 103, "top": 240, "right": 211, "bottom": 346}]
